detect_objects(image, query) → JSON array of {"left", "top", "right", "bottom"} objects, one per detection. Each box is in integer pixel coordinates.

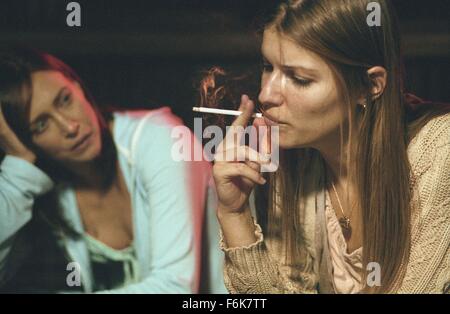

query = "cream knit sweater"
[{"left": 220, "top": 113, "right": 450, "bottom": 294}]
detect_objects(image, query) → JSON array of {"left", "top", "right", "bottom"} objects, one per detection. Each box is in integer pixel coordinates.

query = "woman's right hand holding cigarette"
[{"left": 212, "top": 95, "right": 269, "bottom": 247}]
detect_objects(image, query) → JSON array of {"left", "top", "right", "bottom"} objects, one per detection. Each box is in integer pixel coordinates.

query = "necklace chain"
[
  {"left": 331, "top": 180, "right": 347, "bottom": 218},
  {"left": 329, "top": 175, "right": 352, "bottom": 239}
]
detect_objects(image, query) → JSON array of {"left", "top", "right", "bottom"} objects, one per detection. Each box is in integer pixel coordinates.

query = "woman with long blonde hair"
[{"left": 213, "top": 0, "right": 449, "bottom": 293}]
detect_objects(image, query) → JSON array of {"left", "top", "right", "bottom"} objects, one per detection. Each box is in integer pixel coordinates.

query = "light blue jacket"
[{"left": 0, "top": 108, "right": 226, "bottom": 293}]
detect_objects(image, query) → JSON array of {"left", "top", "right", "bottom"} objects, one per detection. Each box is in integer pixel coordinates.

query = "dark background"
[{"left": 1, "top": 0, "right": 449, "bottom": 128}]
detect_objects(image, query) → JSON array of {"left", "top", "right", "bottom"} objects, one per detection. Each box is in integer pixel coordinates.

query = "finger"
[
  {"left": 0, "top": 103, "right": 14, "bottom": 138},
  {"left": 231, "top": 95, "right": 255, "bottom": 128},
  {"left": 214, "top": 145, "right": 270, "bottom": 165},
  {"left": 216, "top": 96, "right": 257, "bottom": 154},
  {"left": 252, "top": 116, "right": 265, "bottom": 128},
  {"left": 0, "top": 103, "right": 8, "bottom": 129},
  {"left": 218, "top": 162, "right": 266, "bottom": 185},
  {"left": 241, "top": 161, "right": 260, "bottom": 188},
  {"left": 259, "top": 123, "right": 271, "bottom": 157},
  {"left": 236, "top": 161, "right": 262, "bottom": 188},
  {"left": 221, "top": 95, "right": 256, "bottom": 147},
  {"left": 252, "top": 117, "right": 271, "bottom": 158},
  {"left": 0, "top": 102, "right": 30, "bottom": 157},
  {"left": 245, "top": 160, "right": 261, "bottom": 172}
]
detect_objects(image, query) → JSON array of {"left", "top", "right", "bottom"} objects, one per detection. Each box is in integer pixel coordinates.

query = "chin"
[
  {"left": 278, "top": 132, "right": 316, "bottom": 150},
  {"left": 73, "top": 143, "right": 102, "bottom": 162},
  {"left": 86, "top": 144, "right": 102, "bottom": 160},
  {"left": 85, "top": 133, "right": 103, "bottom": 159}
]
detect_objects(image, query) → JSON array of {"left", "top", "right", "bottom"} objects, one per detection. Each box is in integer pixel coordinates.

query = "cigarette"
[{"left": 192, "top": 107, "right": 263, "bottom": 118}]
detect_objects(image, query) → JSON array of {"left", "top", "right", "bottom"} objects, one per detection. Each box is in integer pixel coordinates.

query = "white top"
[{"left": 325, "top": 190, "right": 363, "bottom": 294}]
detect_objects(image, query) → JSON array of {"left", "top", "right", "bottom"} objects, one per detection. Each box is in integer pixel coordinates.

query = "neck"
[
  {"left": 71, "top": 120, "right": 116, "bottom": 190},
  {"left": 313, "top": 129, "right": 360, "bottom": 216},
  {"left": 313, "top": 130, "right": 349, "bottom": 185},
  {"left": 65, "top": 161, "right": 105, "bottom": 189}
]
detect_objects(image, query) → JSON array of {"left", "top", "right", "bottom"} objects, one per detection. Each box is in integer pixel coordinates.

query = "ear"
[
  {"left": 367, "top": 66, "right": 387, "bottom": 100},
  {"left": 356, "top": 66, "right": 387, "bottom": 105}
]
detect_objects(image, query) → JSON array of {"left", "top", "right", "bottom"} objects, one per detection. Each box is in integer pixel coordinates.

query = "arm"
[
  {"left": 213, "top": 97, "right": 316, "bottom": 294},
  {"left": 219, "top": 213, "right": 317, "bottom": 294},
  {"left": 0, "top": 155, "right": 53, "bottom": 277},
  {"left": 399, "top": 142, "right": 450, "bottom": 293}
]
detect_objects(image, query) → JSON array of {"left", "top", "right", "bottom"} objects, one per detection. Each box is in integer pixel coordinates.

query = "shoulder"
[
  {"left": 407, "top": 112, "right": 450, "bottom": 178},
  {"left": 112, "top": 107, "right": 211, "bottom": 181},
  {"left": 402, "top": 114, "right": 450, "bottom": 293},
  {"left": 112, "top": 107, "right": 184, "bottom": 139},
  {"left": 407, "top": 112, "right": 450, "bottom": 224},
  {"left": 112, "top": 107, "right": 187, "bottom": 159}
]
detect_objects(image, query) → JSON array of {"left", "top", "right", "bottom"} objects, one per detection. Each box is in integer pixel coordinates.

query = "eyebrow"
[
  {"left": 30, "top": 87, "right": 66, "bottom": 126},
  {"left": 262, "top": 54, "right": 319, "bottom": 77},
  {"left": 281, "top": 64, "right": 319, "bottom": 76}
]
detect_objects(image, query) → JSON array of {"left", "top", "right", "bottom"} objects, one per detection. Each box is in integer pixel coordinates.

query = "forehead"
[
  {"left": 29, "top": 71, "right": 70, "bottom": 119},
  {"left": 31, "top": 70, "right": 69, "bottom": 93},
  {"left": 261, "top": 28, "right": 329, "bottom": 72}
]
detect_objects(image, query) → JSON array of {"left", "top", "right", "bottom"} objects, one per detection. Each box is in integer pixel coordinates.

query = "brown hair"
[
  {"left": 0, "top": 47, "right": 117, "bottom": 237},
  {"left": 258, "top": 0, "right": 449, "bottom": 293}
]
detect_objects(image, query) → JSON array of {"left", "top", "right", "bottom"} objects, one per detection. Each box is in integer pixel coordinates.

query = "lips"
[
  {"left": 263, "top": 113, "right": 283, "bottom": 126},
  {"left": 71, "top": 132, "right": 92, "bottom": 151}
]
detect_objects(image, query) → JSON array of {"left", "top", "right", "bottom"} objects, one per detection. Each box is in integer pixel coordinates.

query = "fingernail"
[
  {"left": 245, "top": 95, "right": 251, "bottom": 106},
  {"left": 260, "top": 177, "right": 266, "bottom": 184},
  {"left": 241, "top": 94, "right": 247, "bottom": 103}
]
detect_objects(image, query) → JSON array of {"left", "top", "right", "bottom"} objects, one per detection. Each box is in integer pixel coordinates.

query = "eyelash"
[
  {"left": 60, "top": 91, "right": 72, "bottom": 106},
  {"left": 262, "top": 62, "right": 312, "bottom": 88},
  {"left": 290, "top": 76, "right": 312, "bottom": 88},
  {"left": 33, "top": 118, "right": 48, "bottom": 135},
  {"left": 262, "top": 62, "right": 273, "bottom": 73}
]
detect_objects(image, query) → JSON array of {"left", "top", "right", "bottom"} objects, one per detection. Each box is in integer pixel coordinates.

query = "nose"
[
  {"left": 54, "top": 113, "right": 80, "bottom": 138},
  {"left": 258, "top": 70, "right": 283, "bottom": 111}
]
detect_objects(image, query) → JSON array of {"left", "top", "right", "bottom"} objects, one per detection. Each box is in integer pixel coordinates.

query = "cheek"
[
  {"left": 93, "top": 129, "right": 102, "bottom": 151},
  {"left": 32, "top": 134, "right": 63, "bottom": 157},
  {"left": 282, "top": 84, "right": 344, "bottom": 144},
  {"left": 79, "top": 102, "right": 102, "bottom": 154},
  {"left": 83, "top": 103, "right": 100, "bottom": 129},
  {"left": 73, "top": 87, "right": 98, "bottom": 126},
  {"left": 291, "top": 84, "right": 335, "bottom": 113}
]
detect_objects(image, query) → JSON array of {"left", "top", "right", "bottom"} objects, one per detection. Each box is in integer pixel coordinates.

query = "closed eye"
[
  {"left": 290, "top": 75, "right": 312, "bottom": 87},
  {"left": 285, "top": 69, "right": 313, "bottom": 88},
  {"left": 262, "top": 63, "right": 273, "bottom": 73},
  {"left": 261, "top": 57, "right": 274, "bottom": 73}
]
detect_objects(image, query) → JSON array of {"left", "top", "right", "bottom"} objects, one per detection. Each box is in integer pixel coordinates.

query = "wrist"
[
  {"left": 217, "top": 207, "right": 258, "bottom": 248},
  {"left": 217, "top": 204, "right": 251, "bottom": 220},
  {"left": 11, "top": 151, "right": 36, "bottom": 164}
]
